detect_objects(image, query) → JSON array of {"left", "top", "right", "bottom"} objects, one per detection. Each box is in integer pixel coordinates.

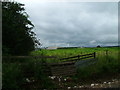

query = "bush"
[
  {"left": 3, "top": 58, "right": 56, "bottom": 89},
  {"left": 33, "top": 59, "right": 56, "bottom": 89},
  {"left": 2, "top": 63, "right": 25, "bottom": 89}
]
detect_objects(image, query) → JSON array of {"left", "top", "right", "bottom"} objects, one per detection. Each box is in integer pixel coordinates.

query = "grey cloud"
[{"left": 17, "top": 1, "right": 118, "bottom": 47}]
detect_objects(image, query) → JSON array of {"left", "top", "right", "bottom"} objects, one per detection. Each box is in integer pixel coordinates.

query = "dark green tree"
[{"left": 2, "top": 1, "right": 40, "bottom": 55}]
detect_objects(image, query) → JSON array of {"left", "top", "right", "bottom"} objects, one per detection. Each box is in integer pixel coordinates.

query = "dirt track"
[
  {"left": 49, "top": 75, "right": 120, "bottom": 89},
  {"left": 77, "top": 79, "right": 120, "bottom": 88}
]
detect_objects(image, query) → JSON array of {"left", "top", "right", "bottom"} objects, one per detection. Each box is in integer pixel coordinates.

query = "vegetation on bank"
[
  {"left": 31, "top": 47, "right": 120, "bottom": 79},
  {"left": 3, "top": 58, "right": 57, "bottom": 89},
  {"left": 31, "top": 47, "right": 119, "bottom": 62},
  {"left": 3, "top": 47, "right": 120, "bottom": 89}
]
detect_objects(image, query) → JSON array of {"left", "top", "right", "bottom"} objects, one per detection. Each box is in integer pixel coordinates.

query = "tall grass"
[
  {"left": 2, "top": 58, "right": 56, "bottom": 89},
  {"left": 3, "top": 47, "right": 119, "bottom": 89},
  {"left": 3, "top": 63, "right": 25, "bottom": 89},
  {"left": 76, "top": 49, "right": 119, "bottom": 80}
]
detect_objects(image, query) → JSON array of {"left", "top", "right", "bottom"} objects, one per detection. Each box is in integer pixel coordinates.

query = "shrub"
[
  {"left": 2, "top": 63, "right": 25, "bottom": 89},
  {"left": 34, "top": 59, "right": 56, "bottom": 89}
]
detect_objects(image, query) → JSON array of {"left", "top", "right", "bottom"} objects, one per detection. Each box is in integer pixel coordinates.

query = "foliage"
[
  {"left": 2, "top": 63, "right": 25, "bottom": 89},
  {"left": 2, "top": 47, "right": 119, "bottom": 89},
  {"left": 34, "top": 60, "right": 56, "bottom": 89},
  {"left": 2, "top": 1, "right": 40, "bottom": 55},
  {"left": 32, "top": 47, "right": 120, "bottom": 79},
  {"left": 76, "top": 48, "right": 119, "bottom": 80},
  {"left": 2, "top": 58, "right": 56, "bottom": 89}
]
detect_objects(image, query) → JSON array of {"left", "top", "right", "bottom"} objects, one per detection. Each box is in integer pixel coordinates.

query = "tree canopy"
[{"left": 2, "top": 1, "right": 40, "bottom": 55}]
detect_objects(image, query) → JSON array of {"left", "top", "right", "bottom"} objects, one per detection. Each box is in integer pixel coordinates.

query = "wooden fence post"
[
  {"left": 93, "top": 52, "right": 96, "bottom": 58},
  {"left": 106, "top": 50, "right": 108, "bottom": 56},
  {"left": 78, "top": 55, "right": 80, "bottom": 60}
]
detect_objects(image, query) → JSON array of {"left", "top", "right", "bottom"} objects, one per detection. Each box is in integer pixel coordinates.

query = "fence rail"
[
  {"left": 60, "top": 52, "right": 96, "bottom": 62},
  {"left": 2, "top": 56, "right": 57, "bottom": 59}
]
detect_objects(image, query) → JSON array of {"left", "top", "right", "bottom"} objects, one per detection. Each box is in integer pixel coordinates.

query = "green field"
[
  {"left": 31, "top": 47, "right": 119, "bottom": 56},
  {"left": 30, "top": 47, "right": 120, "bottom": 80},
  {"left": 30, "top": 47, "right": 119, "bottom": 63},
  {"left": 3, "top": 47, "right": 120, "bottom": 89}
]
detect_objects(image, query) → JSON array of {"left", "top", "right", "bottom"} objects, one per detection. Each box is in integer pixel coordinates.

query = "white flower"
[
  {"left": 103, "top": 82, "right": 106, "bottom": 84},
  {"left": 64, "top": 78, "right": 67, "bottom": 81},
  {"left": 68, "top": 87, "right": 71, "bottom": 89},
  {"left": 26, "top": 78, "right": 30, "bottom": 82},
  {"left": 74, "top": 86, "right": 77, "bottom": 88},
  {"left": 108, "top": 82, "right": 111, "bottom": 84},
  {"left": 58, "top": 78, "right": 61, "bottom": 82},
  {"left": 112, "top": 79, "right": 115, "bottom": 82},
  {"left": 51, "top": 77, "right": 54, "bottom": 80},
  {"left": 91, "top": 84, "right": 94, "bottom": 87},
  {"left": 50, "top": 76, "right": 56, "bottom": 80}
]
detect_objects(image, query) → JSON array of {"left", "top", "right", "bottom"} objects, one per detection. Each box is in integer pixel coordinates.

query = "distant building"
[
  {"left": 46, "top": 47, "right": 58, "bottom": 50},
  {"left": 97, "top": 45, "right": 101, "bottom": 48}
]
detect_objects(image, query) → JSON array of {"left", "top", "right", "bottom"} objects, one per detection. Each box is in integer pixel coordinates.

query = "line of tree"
[{"left": 2, "top": 1, "right": 40, "bottom": 55}]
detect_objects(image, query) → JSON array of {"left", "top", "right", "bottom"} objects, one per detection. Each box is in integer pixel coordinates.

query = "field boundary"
[
  {"left": 2, "top": 56, "right": 57, "bottom": 59},
  {"left": 3, "top": 52, "right": 96, "bottom": 76},
  {"left": 60, "top": 52, "right": 96, "bottom": 62}
]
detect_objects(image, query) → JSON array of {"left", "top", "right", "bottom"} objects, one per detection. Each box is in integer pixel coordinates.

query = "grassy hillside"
[
  {"left": 30, "top": 47, "right": 119, "bottom": 62},
  {"left": 31, "top": 47, "right": 119, "bottom": 56},
  {"left": 3, "top": 47, "right": 120, "bottom": 89}
]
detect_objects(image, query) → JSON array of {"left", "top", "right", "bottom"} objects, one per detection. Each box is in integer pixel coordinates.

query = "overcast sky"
[{"left": 16, "top": 1, "right": 118, "bottom": 47}]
